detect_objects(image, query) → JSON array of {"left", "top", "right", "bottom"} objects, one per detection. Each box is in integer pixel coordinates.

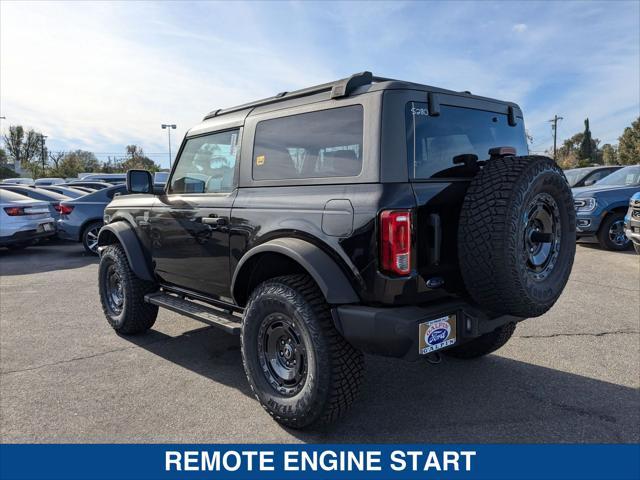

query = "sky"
[{"left": 1, "top": 0, "right": 639, "bottom": 168}]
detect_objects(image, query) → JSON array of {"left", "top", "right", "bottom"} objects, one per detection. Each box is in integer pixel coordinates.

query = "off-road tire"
[
  {"left": 445, "top": 322, "right": 516, "bottom": 359},
  {"left": 98, "top": 244, "right": 158, "bottom": 334},
  {"left": 458, "top": 155, "right": 576, "bottom": 318},
  {"left": 82, "top": 221, "right": 103, "bottom": 255},
  {"left": 597, "top": 212, "right": 631, "bottom": 251},
  {"left": 241, "top": 274, "right": 364, "bottom": 429}
]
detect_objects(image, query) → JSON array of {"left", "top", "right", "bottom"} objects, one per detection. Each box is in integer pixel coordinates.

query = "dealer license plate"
[
  {"left": 418, "top": 314, "right": 457, "bottom": 354},
  {"left": 40, "top": 222, "right": 54, "bottom": 232}
]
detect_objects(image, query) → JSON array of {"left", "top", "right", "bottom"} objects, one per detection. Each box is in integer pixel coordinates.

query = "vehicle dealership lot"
[{"left": 0, "top": 242, "right": 638, "bottom": 443}]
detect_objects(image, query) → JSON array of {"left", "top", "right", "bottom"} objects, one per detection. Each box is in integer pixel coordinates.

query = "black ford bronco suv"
[{"left": 97, "top": 72, "right": 576, "bottom": 428}]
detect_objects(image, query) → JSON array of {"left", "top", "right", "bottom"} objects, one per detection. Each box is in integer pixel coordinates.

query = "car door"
[{"left": 150, "top": 129, "right": 240, "bottom": 301}]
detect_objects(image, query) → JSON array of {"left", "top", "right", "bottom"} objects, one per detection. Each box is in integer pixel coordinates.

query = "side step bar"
[{"left": 144, "top": 292, "right": 241, "bottom": 335}]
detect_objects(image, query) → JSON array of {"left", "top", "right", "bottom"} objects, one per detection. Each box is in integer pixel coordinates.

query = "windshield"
[
  {"left": 406, "top": 103, "right": 528, "bottom": 179},
  {"left": 564, "top": 168, "right": 592, "bottom": 187},
  {"left": 595, "top": 166, "right": 640, "bottom": 186}
]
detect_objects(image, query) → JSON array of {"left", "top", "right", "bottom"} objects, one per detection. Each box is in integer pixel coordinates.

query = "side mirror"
[
  {"left": 583, "top": 179, "right": 596, "bottom": 186},
  {"left": 126, "top": 170, "right": 154, "bottom": 194}
]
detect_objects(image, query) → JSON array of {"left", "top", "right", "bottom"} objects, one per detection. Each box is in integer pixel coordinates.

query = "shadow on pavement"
[
  {"left": 0, "top": 240, "right": 97, "bottom": 276},
  {"left": 124, "top": 325, "right": 640, "bottom": 443}
]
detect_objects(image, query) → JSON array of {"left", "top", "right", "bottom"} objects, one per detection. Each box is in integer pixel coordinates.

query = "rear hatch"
[{"left": 405, "top": 100, "right": 529, "bottom": 294}]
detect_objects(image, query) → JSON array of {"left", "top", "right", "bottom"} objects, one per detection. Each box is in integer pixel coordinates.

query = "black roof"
[{"left": 203, "top": 71, "right": 516, "bottom": 121}]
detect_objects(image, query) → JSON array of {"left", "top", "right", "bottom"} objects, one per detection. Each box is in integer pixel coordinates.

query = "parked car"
[
  {"left": 154, "top": 172, "right": 169, "bottom": 184},
  {"left": 37, "top": 185, "right": 88, "bottom": 199},
  {"left": 0, "top": 185, "right": 70, "bottom": 220},
  {"left": 573, "top": 165, "right": 640, "bottom": 250},
  {"left": 80, "top": 173, "right": 126, "bottom": 184},
  {"left": 96, "top": 71, "right": 576, "bottom": 429},
  {"left": 0, "top": 190, "right": 56, "bottom": 249},
  {"left": 34, "top": 177, "right": 66, "bottom": 186},
  {"left": 624, "top": 192, "right": 640, "bottom": 254},
  {"left": 65, "top": 181, "right": 111, "bottom": 190},
  {"left": 564, "top": 166, "right": 622, "bottom": 188},
  {"left": 57, "top": 184, "right": 127, "bottom": 254},
  {"left": 63, "top": 185, "right": 96, "bottom": 193},
  {"left": 1, "top": 177, "right": 35, "bottom": 185}
]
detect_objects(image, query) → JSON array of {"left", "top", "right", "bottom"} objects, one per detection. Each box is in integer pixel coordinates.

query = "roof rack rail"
[{"left": 203, "top": 71, "right": 380, "bottom": 120}]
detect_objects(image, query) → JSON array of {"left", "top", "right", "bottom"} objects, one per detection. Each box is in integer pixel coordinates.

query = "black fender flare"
[
  {"left": 97, "top": 221, "right": 155, "bottom": 282},
  {"left": 231, "top": 238, "right": 360, "bottom": 305}
]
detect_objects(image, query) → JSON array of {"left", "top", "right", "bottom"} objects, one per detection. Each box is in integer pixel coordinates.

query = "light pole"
[
  {"left": 40, "top": 134, "right": 48, "bottom": 177},
  {"left": 161, "top": 124, "right": 177, "bottom": 169}
]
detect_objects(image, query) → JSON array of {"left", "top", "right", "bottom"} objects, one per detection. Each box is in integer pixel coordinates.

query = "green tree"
[
  {"left": 50, "top": 150, "right": 100, "bottom": 178},
  {"left": 578, "top": 118, "right": 599, "bottom": 165},
  {"left": 555, "top": 129, "right": 601, "bottom": 169},
  {"left": 601, "top": 143, "right": 618, "bottom": 165},
  {"left": 120, "top": 145, "right": 160, "bottom": 172},
  {"left": 0, "top": 147, "right": 7, "bottom": 167},
  {"left": 618, "top": 117, "right": 640, "bottom": 165},
  {"left": 2, "top": 125, "right": 43, "bottom": 175}
]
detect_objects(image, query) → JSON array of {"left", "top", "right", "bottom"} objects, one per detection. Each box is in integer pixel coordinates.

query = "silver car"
[{"left": 0, "top": 190, "right": 56, "bottom": 249}]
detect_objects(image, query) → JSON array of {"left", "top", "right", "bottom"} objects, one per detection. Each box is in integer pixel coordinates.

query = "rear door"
[
  {"left": 400, "top": 93, "right": 529, "bottom": 293},
  {"left": 150, "top": 129, "right": 240, "bottom": 301}
]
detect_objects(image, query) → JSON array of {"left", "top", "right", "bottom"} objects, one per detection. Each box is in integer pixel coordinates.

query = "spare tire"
[{"left": 458, "top": 155, "right": 575, "bottom": 318}]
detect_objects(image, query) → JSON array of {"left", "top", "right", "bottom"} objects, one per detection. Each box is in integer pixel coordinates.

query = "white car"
[
  {"left": 2, "top": 177, "right": 35, "bottom": 185},
  {"left": 34, "top": 177, "right": 66, "bottom": 186},
  {"left": 0, "top": 190, "right": 56, "bottom": 250}
]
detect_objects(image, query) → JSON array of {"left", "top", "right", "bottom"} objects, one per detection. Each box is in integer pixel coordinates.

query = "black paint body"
[{"left": 103, "top": 79, "right": 526, "bottom": 314}]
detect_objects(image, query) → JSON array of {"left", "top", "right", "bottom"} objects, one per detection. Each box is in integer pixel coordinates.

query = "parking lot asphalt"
[{"left": 1, "top": 241, "right": 638, "bottom": 443}]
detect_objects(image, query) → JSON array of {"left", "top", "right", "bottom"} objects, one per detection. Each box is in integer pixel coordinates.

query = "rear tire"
[
  {"left": 597, "top": 212, "right": 631, "bottom": 251},
  {"left": 241, "top": 274, "right": 364, "bottom": 429},
  {"left": 98, "top": 244, "right": 158, "bottom": 334},
  {"left": 445, "top": 322, "right": 516, "bottom": 359},
  {"left": 634, "top": 244, "right": 640, "bottom": 255},
  {"left": 458, "top": 156, "right": 576, "bottom": 318},
  {"left": 82, "top": 221, "right": 103, "bottom": 255}
]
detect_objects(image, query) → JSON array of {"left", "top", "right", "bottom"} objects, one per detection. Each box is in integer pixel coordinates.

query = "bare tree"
[
  {"left": 48, "top": 151, "right": 65, "bottom": 170},
  {"left": 3, "top": 125, "right": 42, "bottom": 170}
]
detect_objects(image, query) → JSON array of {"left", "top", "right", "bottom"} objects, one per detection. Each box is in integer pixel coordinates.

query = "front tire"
[
  {"left": 597, "top": 212, "right": 631, "bottom": 251},
  {"left": 241, "top": 274, "right": 364, "bottom": 429},
  {"left": 98, "top": 244, "right": 158, "bottom": 334}
]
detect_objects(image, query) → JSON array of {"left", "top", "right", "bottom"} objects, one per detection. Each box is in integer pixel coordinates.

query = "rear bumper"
[
  {"left": 56, "top": 220, "right": 81, "bottom": 241},
  {"left": 0, "top": 227, "right": 56, "bottom": 247},
  {"left": 332, "top": 300, "right": 523, "bottom": 361}
]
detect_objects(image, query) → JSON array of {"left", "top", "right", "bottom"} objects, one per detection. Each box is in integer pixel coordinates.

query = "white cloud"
[{"left": 512, "top": 23, "right": 528, "bottom": 33}]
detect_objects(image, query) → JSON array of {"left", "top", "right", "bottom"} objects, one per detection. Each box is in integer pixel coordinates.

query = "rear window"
[
  {"left": 253, "top": 105, "right": 363, "bottom": 181},
  {"left": 406, "top": 103, "right": 528, "bottom": 179}
]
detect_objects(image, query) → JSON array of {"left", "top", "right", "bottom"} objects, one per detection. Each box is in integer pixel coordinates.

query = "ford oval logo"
[{"left": 427, "top": 328, "right": 449, "bottom": 345}]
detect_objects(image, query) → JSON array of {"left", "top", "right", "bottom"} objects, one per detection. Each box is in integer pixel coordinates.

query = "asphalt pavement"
[{"left": 1, "top": 241, "right": 638, "bottom": 443}]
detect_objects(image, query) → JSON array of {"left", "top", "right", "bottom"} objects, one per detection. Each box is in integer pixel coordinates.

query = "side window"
[
  {"left": 170, "top": 130, "right": 240, "bottom": 194},
  {"left": 253, "top": 105, "right": 363, "bottom": 181}
]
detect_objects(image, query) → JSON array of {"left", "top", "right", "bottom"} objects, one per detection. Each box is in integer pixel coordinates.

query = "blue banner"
[{"left": 1, "top": 444, "right": 638, "bottom": 480}]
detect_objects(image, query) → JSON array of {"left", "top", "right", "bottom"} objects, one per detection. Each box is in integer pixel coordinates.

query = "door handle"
[{"left": 201, "top": 216, "right": 227, "bottom": 226}]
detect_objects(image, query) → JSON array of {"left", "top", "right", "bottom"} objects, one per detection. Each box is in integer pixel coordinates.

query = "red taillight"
[
  {"left": 3, "top": 207, "right": 25, "bottom": 216},
  {"left": 380, "top": 210, "right": 412, "bottom": 276},
  {"left": 58, "top": 204, "right": 74, "bottom": 215}
]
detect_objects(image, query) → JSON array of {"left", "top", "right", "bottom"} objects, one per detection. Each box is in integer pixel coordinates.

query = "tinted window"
[
  {"left": 406, "top": 103, "right": 528, "bottom": 179},
  {"left": 170, "top": 130, "right": 239, "bottom": 194},
  {"left": 253, "top": 105, "right": 363, "bottom": 181}
]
